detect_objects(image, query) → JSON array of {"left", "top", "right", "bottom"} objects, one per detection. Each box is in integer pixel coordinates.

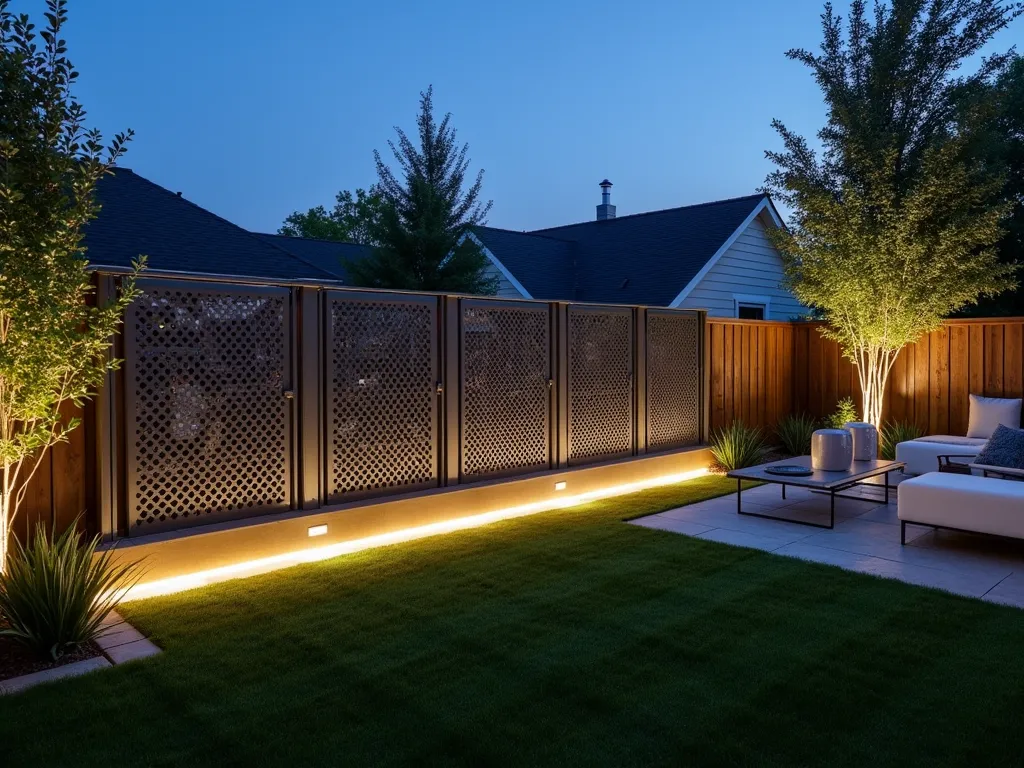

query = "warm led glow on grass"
[{"left": 120, "top": 466, "right": 709, "bottom": 602}]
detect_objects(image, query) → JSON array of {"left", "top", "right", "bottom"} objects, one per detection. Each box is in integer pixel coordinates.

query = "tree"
[
  {"left": 278, "top": 186, "right": 385, "bottom": 245},
  {"left": 956, "top": 54, "right": 1024, "bottom": 315},
  {"left": 346, "top": 86, "right": 498, "bottom": 294},
  {"left": 0, "top": 0, "right": 142, "bottom": 566},
  {"left": 765, "top": 0, "right": 1020, "bottom": 427}
]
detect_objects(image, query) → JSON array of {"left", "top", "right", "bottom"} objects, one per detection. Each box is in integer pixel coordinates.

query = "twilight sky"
[{"left": 20, "top": 0, "right": 1023, "bottom": 233}]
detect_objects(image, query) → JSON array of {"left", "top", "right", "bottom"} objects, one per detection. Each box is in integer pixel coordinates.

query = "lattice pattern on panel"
[
  {"left": 329, "top": 296, "right": 437, "bottom": 500},
  {"left": 127, "top": 286, "right": 290, "bottom": 531},
  {"left": 461, "top": 303, "right": 550, "bottom": 478},
  {"left": 647, "top": 312, "right": 701, "bottom": 450},
  {"left": 568, "top": 309, "right": 633, "bottom": 464}
]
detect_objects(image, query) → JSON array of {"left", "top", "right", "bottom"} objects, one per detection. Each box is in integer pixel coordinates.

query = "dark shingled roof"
[
  {"left": 84, "top": 168, "right": 341, "bottom": 282},
  {"left": 471, "top": 227, "right": 577, "bottom": 300},
  {"left": 254, "top": 233, "right": 373, "bottom": 281},
  {"left": 476, "top": 193, "right": 770, "bottom": 305}
]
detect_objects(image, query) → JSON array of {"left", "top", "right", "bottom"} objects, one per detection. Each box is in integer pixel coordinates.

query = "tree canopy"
[
  {"left": 345, "top": 86, "right": 498, "bottom": 294},
  {"left": 765, "top": 0, "right": 1021, "bottom": 425},
  {"left": 278, "top": 186, "right": 385, "bottom": 245},
  {"left": 0, "top": 0, "right": 142, "bottom": 563}
]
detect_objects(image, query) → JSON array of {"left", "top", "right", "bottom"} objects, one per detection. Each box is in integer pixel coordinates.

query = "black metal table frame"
[{"left": 736, "top": 471, "right": 892, "bottom": 530}]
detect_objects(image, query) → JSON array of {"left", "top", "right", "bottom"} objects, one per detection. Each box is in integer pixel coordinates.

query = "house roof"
[
  {"left": 254, "top": 233, "right": 373, "bottom": 281},
  {"left": 471, "top": 227, "right": 577, "bottom": 300},
  {"left": 84, "top": 168, "right": 342, "bottom": 282},
  {"left": 475, "top": 193, "right": 772, "bottom": 305}
]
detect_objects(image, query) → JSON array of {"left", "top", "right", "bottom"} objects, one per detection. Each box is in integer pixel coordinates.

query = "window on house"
[{"left": 737, "top": 303, "right": 765, "bottom": 320}]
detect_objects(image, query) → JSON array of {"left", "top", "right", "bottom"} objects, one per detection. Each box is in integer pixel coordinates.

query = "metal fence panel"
[
  {"left": 124, "top": 279, "right": 293, "bottom": 533},
  {"left": 326, "top": 291, "right": 440, "bottom": 502},
  {"left": 646, "top": 310, "right": 701, "bottom": 451},
  {"left": 460, "top": 299, "right": 552, "bottom": 480},
  {"left": 567, "top": 305, "right": 634, "bottom": 465}
]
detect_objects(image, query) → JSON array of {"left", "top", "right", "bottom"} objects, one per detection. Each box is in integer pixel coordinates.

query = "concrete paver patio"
[{"left": 630, "top": 477, "right": 1024, "bottom": 608}]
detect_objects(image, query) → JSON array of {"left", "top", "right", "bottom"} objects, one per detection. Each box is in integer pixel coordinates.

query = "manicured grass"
[{"left": 1, "top": 475, "right": 1022, "bottom": 766}]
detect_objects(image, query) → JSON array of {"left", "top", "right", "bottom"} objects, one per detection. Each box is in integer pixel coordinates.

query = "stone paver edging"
[{"left": 0, "top": 611, "right": 160, "bottom": 695}]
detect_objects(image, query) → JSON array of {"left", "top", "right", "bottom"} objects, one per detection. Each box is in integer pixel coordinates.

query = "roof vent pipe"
[{"left": 596, "top": 179, "right": 616, "bottom": 221}]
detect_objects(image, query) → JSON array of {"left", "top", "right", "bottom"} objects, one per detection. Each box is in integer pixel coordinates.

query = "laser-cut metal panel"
[
  {"left": 124, "top": 280, "right": 293, "bottom": 533},
  {"left": 326, "top": 291, "right": 439, "bottom": 501},
  {"left": 567, "top": 305, "right": 634, "bottom": 465},
  {"left": 646, "top": 310, "right": 701, "bottom": 451},
  {"left": 460, "top": 300, "right": 551, "bottom": 480}
]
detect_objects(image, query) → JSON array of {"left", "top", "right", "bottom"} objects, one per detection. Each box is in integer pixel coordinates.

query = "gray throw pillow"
[{"left": 975, "top": 424, "right": 1024, "bottom": 469}]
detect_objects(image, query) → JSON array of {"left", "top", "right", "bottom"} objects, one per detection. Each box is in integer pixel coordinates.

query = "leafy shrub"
[
  {"left": 880, "top": 420, "right": 925, "bottom": 461},
  {"left": 823, "top": 397, "right": 858, "bottom": 429},
  {"left": 775, "top": 413, "right": 818, "bottom": 456},
  {"left": 0, "top": 522, "right": 145, "bottom": 660},
  {"left": 710, "top": 421, "right": 768, "bottom": 470}
]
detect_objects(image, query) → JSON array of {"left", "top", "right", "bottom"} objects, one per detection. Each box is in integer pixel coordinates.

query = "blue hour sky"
[{"left": 19, "top": 0, "right": 1022, "bottom": 233}]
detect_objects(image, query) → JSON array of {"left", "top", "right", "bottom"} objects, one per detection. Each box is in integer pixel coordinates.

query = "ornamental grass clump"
[
  {"left": 880, "top": 420, "right": 925, "bottom": 461},
  {"left": 775, "top": 413, "right": 817, "bottom": 456},
  {"left": 710, "top": 421, "right": 768, "bottom": 471},
  {"left": 0, "top": 522, "right": 145, "bottom": 660}
]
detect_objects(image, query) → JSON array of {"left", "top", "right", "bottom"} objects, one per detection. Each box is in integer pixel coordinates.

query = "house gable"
[{"left": 670, "top": 202, "right": 805, "bottom": 319}]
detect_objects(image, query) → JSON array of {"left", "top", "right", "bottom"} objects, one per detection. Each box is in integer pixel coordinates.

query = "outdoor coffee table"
[{"left": 726, "top": 456, "right": 904, "bottom": 530}]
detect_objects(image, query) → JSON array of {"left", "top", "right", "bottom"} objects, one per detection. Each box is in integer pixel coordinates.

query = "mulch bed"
[{"left": 0, "top": 634, "right": 104, "bottom": 683}]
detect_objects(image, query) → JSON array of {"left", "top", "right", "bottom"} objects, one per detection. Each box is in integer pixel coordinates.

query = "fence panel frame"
[
  {"left": 323, "top": 289, "right": 442, "bottom": 504},
  {"left": 122, "top": 277, "right": 296, "bottom": 535},
  {"left": 458, "top": 297, "right": 554, "bottom": 482},
  {"left": 566, "top": 303, "right": 635, "bottom": 466}
]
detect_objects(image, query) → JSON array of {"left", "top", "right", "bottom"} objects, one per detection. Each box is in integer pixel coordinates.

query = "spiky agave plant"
[
  {"left": 0, "top": 521, "right": 145, "bottom": 660},
  {"left": 710, "top": 421, "right": 768, "bottom": 471}
]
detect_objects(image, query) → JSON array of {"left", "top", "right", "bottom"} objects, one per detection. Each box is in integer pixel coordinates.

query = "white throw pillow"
[{"left": 966, "top": 394, "right": 1023, "bottom": 439}]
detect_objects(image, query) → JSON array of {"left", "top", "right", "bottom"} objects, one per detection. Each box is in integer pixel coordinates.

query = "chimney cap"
[{"left": 599, "top": 179, "right": 613, "bottom": 188}]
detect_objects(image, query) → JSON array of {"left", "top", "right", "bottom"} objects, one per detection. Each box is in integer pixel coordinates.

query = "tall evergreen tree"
[
  {"left": 765, "top": 0, "right": 1020, "bottom": 427},
  {"left": 346, "top": 87, "right": 498, "bottom": 294}
]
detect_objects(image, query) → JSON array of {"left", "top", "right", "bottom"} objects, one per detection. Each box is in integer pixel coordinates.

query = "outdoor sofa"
[
  {"left": 896, "top": 394, "right": 1024, "bottom": 545},
  {"left": 895, "top": 394, "right": 1022, "bottom": 476},
  {"left": 898, "top": 471, "right": 1024, "bottom": 544}
]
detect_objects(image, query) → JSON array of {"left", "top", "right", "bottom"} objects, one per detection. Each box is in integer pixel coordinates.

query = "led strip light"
[{"left": 121, "top": 467, "right": 709, "bottom": 602}]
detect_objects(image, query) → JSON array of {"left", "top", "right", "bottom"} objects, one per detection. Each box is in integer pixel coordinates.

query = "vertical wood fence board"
[
  {"left": 1005, "top": 324, "right": 1022, "bottom": 399},
  {"left": 928, "top": 328, "right": 949, "bottom": 436},
  {"left": 985, "top": 324, "right": 1004, "bottom": 396},
  {"left": 949, "top": 325, "right": 970, "bottom": 435}
]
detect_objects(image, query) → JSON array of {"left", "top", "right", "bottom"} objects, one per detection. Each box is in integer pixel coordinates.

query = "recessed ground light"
[
  {"left": 308, "top": 524, "right": 328, "bottom": 537},
  {"left": 554, "top": 481, "right": 567, "bottom": 491}
]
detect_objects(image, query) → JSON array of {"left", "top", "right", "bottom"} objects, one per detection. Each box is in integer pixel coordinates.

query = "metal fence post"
[
  {"left": 554, "top": 302, "right": 569, "bottom": 469},
  {"left": 94, "top": 274, "right": 117, "bottom": 541},
  {"left": 298, "top": 287, "right": 323, "bottom": 509},
  {"left": 443, "top": 296, "right": 461, "bottom": 486},
  {"left": 699, "top": 310, "right": 710, "bottom": 444},
  {"left": 635, "top": 307, "right": 648, "bottom": 455}
]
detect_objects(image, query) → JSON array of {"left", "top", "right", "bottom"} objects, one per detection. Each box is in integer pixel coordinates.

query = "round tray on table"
[{"left": 763, "top": 465, "right": 814, "bottom": 477}]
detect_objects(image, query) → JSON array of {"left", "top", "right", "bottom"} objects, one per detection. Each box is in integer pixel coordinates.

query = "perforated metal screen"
[
  {"left": 460, "top": 300, "right": 551, "bottom": 479},
  {"left": 326, "top": 292, "right": 439, "bottom": 501},
  {"left": 567, "top": 306, "right": 634, "bottom": 465},
  {"left": 125, "top": 280, "right": 292, "bottom": 533},
  {"left": 646, "top": 310, "right": 701, "bottom": 451}
]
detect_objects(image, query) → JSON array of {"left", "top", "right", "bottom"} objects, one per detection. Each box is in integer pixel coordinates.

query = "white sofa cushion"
[
  {"left": 895, "top": 436, "right": 986, "bottom": 476},
  {"left": 898, "top": 472, "right": 1024, "bottom": 540},
  {"left": 966, "top": 394, "right": 1022, "bottom": 439}
]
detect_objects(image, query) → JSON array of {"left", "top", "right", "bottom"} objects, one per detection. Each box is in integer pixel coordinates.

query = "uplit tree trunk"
[{"left": 853, "top": 345, "right": 900, "bottom": 429}]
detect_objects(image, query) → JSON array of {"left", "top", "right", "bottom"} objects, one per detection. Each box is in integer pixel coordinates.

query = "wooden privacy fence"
[
  {"left": 707, "top": 317, "right": 1024, "bottom": 435},
  {"left": 19, "top": 275, "right": 707, "bottom": 542}
]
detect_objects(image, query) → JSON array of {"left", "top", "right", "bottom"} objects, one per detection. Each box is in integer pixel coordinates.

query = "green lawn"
[{"left": 2, "top": 475, "right": 1022, "bottom": 766}]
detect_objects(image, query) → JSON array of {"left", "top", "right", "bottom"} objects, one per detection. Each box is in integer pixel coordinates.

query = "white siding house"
[
  {"left": 471, "top": 190, "right": 805, "bottom": 317},
  {"left": 671, "top": 212, "right": 804, "bottom": 320}
]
